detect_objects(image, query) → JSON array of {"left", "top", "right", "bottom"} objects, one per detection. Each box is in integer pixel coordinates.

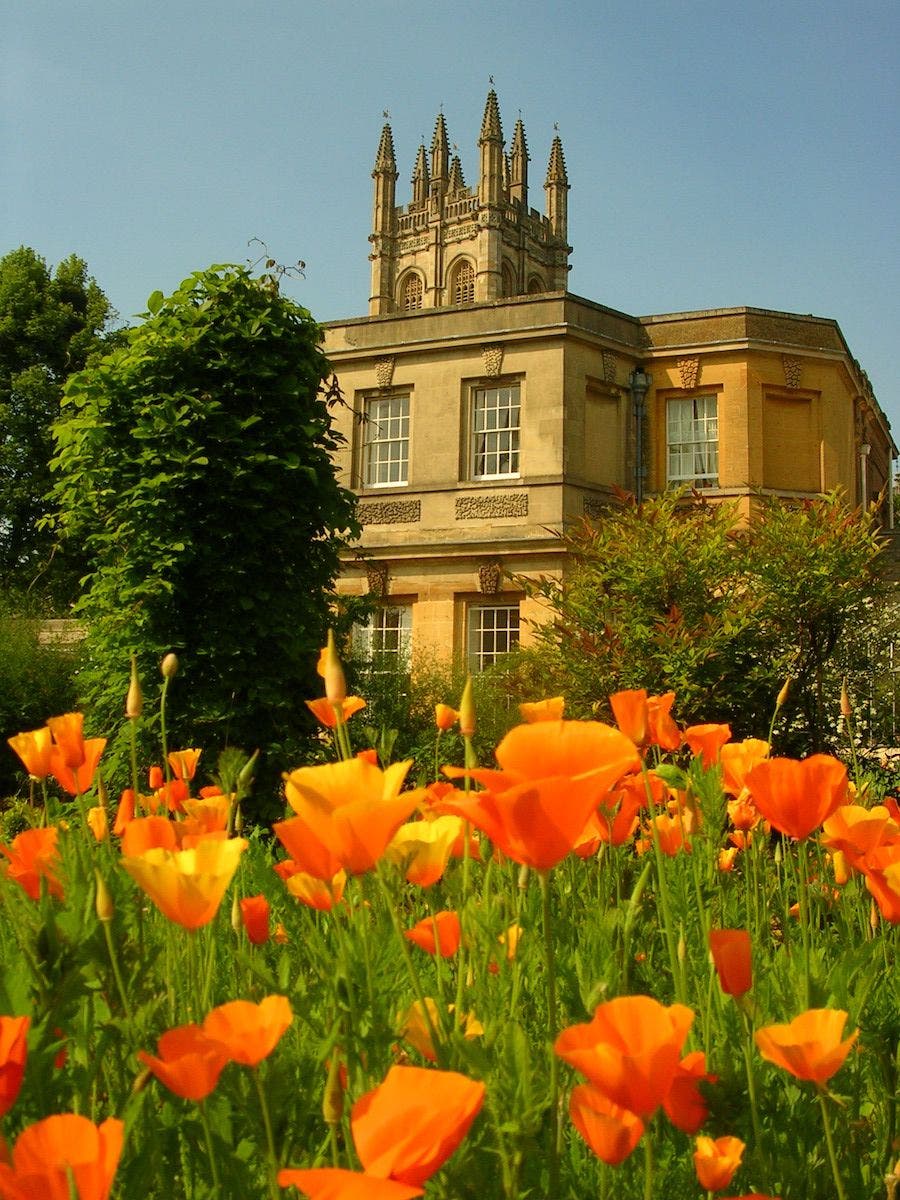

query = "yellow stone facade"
[{"left": 323, "top": 91, "right": 895, "bottom": 672}]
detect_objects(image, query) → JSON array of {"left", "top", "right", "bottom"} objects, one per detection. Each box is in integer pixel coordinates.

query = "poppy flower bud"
[
  {"left": 231, "top": 892, "right": 242, "bottom": 936},
  {"left": 237, "top": 750, "right": 258, "bottom": 792},
  {"left": 125, "top": 655, "right": 142, "bottom": 718},
  {"left": 840, "top": 677, "right": 852, "bottom": 720},
  {"left": 458, "top": 677, "right": 476, "bottom": 737},
  {"left": 323, "top": 630, "right": 346, "bottom": 706},
  {"left": 95, "top": 871, "right": 114, "bottom": 923},
  {"left": 775, "top": 676, "right": 791, "bottom": 710},
  {"left": 161, "top": 652, "right": 179, "bottom": 679},
  {"left": 322, "top": 1053, "right": 344, "bottom": 1126}
]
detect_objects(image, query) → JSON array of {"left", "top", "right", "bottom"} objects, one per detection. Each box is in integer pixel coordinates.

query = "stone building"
[{"left": 322, "top": 89, "right": 895, "bottom": 671}]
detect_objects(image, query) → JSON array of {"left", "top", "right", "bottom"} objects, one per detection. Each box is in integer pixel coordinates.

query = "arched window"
[
  {"left": 527, "top": 275, "right": 544, "bottom": 295},
  {"left": 450, "top": 260, "right": 475, "bottom": 305},
  {"left": 501, "top": 262, "right": 516, "bottom": 298},
  {"left": 400, "top": 273, "right": 423, "bottom": 311}
]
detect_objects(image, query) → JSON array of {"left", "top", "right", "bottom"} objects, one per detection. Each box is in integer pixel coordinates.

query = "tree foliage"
[
  {"left": 519, "top": 490, "right": 886, "bottom": 752},
  {"left": 48, "top": 264, "right": 360, "bottom": 792},
  {"left": 0, "top": 247, "right": 115, "bottom": 604}
]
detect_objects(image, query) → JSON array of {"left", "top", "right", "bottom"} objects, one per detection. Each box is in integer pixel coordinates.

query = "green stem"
[
  {"left": 198, "top": 1098, "right": 222, "bottom": 1194},
  {"left": 253, "top": 1066, "right": 280, "bottom": 1200},
  {"left": 642, "top": 1122, "right": 654, "bottom": 1200},
  {"left": 818, "top": 1090, "right": 847, "bottom": 1200},
  {"left": 796, "top": 838, "right": 812, "bottom": 1008},
  {"left": 538, "top": 869, "right": 560, "bottom": 1200},
  {"left": 101, "top": 917, "right": 134, "bottom": 1025}
]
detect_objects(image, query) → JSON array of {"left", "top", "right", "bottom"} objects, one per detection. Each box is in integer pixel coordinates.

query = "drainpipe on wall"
[
  {"left": 859, "top": 443, "right": 871, "bottom": 510},
  {"left": 629, "top": 366, "right": 651, "bottom": 505}
]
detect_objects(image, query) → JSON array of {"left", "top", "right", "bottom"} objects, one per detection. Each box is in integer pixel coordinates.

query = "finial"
[
  {"left": 489, "top": 74, "right": 494, "bottom": 85},
  {"left": 383, "top": 109, "right": 390, "bottom": 120},
  {"left": 554, "top": 121, "right": 559, "bottom": 132}
]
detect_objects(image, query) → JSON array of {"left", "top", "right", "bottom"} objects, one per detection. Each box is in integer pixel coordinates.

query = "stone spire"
[
  {"left": 479, "top": 87, "right": 504, "bottom": 143},
  {"left": 544, "top": 133, "right": 569, "bottom": 240},
  {"left": 373, "top": 123, "right": 397, "bottom": 174},
  {"left": 448, "top": 153, "right": 465, "bottom": 191},
  {"left": 412, "top": 143, "right": 430, "bottom": 205},
  {"left": 430, "top": 112, "right": 450, "bottom": 196},
  {"left": 478, "top": 87, "right": 505, "bottom": 208},
  {"left": 509, "top": 117, "right": 529, "bottom": 206}
]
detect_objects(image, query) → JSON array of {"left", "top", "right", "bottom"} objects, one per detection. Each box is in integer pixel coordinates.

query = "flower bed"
[{"left": 1, "top": 659, "right": 898, "bottom": 1199}]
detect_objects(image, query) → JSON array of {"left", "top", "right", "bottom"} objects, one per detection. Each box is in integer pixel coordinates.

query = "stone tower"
[{"left": 368, "top": 89, "right": 571, "bottom": 316}]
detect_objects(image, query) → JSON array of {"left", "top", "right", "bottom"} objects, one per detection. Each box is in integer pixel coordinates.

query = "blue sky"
[{"left": 4, "top": 0, "right": 898, "bottom": 431}]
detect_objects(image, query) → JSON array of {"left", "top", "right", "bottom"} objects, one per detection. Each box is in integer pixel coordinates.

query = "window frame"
[
  {"left": 450, "top": 259, "right": 475, "bottom": 305},
  {"left": 466, "top": 602, "right": 521, "bottom": 672},
  {"left": 666, "top": 394, "right": 719, "bottom": 489},
  {"left": 469, "top": 382, "right": 521, "bottom": 481},
  {"left": 361, "top": 392, "right": 410, "bottom": 488},
  {"left": 352, "top": 604, "right": 412, "bottom": 673}
]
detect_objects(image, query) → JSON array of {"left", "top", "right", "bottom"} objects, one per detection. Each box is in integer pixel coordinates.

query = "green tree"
[
  {"left": 0, "top": 247, "right": 115, "bottom": 604},
  {"left": 518, "top": 490, "right": 884, "bottom": 751},
  {"left": 48, "top": 264, "right": 360, "bottom": 796}
]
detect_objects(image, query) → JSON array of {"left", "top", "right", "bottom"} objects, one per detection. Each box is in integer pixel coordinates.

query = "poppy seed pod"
[
  {"left": 458, "top": 677, "right": 475, "bottom": 737},
  {"left": 323, "top": 630, "right": 347, "bottom": 705},
  {"left": 161, "top": 652, "right": 179, "bottom": 679}
]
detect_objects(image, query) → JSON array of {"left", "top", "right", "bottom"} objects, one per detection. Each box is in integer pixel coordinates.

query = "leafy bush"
[{"left": 519, "top": 490, "right": 886, "bottom": 753}]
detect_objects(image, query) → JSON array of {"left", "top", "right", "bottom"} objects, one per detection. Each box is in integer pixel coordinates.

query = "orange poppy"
[
  {"left": 168, "top": 748, "right": 201, "bottom": 781},
  {"left": 554, "top": 995, "right": 694, "bottom": 1118},
  {"left": 202, "top": 995, "right": 292, "bottom": 1067},
  {"left": 113, "top": 789, "right": 135, "bottom": 835},
  {"left": 821, "top": 804, "right": 899, "bottom": 868},
  {"left": 434, "top": 704, "right": 458, "bottom": 731},
  {"left": 754, "top": 1008, "right": 858, "bottom": 1085},
  {"left": 240, "top": 894, "right": 270, "bottom": 944},
  {"left": 0, "top": 1113, "right": 123, "bottom": 1200},
  {"left": 441, "top": 721, "right": 640, "bottom": 870},
  {"left": 1, "top": 827, "right": 63, "bottom": 901},
  {"left": 282, "top": 866, "right": 347, "bottom": 912},
  {"left": 138, "top": 1024, "right": 229, "bottom": 1100},
  {"left": 727, "top": 795, "right": 764, "bottom": 832},
  {"left": 120, "top": 836, "right": 248, "bottom": 928},
  {"left": 568, "top": 1083, "right": 644, "bottom": 1165},
  {"left": 87, "top": 806, "right": 108, "bottom": 842},
  {"left": 384, "top": 816, "right": 464, "bottom": 887},
  {"left": 276, "top": 1168, "right": 424, "bottom": 1199},
  {"left": 637, "top": 810, "right": 692, "bottom": 857},
  {"left": 684, "top": 724, "right": 732, "bottom": 768},
  {"left": 709, "top": 929, "right": 752, "bottom": 997},
  {"left": 148, "top": 765, "right": 164, "bottom": 790},
  {"left": 119, "top": 816, "right": 178, "bottom": 857},
  {"left": 46, "top": 713, "right": 86, "bottom": 769},
  {"left": 718, "top": 847, "right": 739, "bottom": 872},
  {"left": 858, "top": 842, "right": 900, "bottom": 923},
  {"left": 306, "top": 696, "right": 367, "bottom": 729},
  {"left": 49, "top": 738, "right": 106, "bottom": 796},
  {"left": 273, "top": 814, "right": 343, "bottom": 883},
  {"left": 281, "top": 758, "right": 420, "bottom": 877},
  {"left": 518, "top": 697, "right": 565, "bottom": 723},
  {"left": 662, "top": 1049, "right": 716, "bottom": 1133},
  {"left": 720, "top": 738, "right": 770, "bottom": 797},
  {"left": 398, "top": 1000, "right": 482, "bottom": 1063},
  {"left": 7, "top": 727, "right": 53, "bottom": 780},
  {"left": 180, "top": 795, "right": 231, "bottom": 843},
  {"left": 693, "top": 1135, "right": 745, "bottom": 1191},
  {"left": 746, "top": 755, "right": 848, "bottom": 841},
  {"left": 351, "top": 1065, "right": 485, "bottom": 1187},
  {"left": 0, "top": 1016, "right": 29, "bottom": 1118},
  {"left": 404, "top": 911, "right": 461, "bottom": 957}
]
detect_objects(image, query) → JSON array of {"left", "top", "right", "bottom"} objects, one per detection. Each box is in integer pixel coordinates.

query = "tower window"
[
  {"left": 667, "top": 395, "right": 718, "bottom": 488},
  {"left": 451, "top": 261, "right": 475, "bottom": 304},
  {"left": 471, "top": 384, "right": 520, "bottom": 479},
  {"left": 401, "top": 273, "right": 423, "bottom": 311},
  {"left": 363, "top": 394, "right": 410, "bottom": 486}
]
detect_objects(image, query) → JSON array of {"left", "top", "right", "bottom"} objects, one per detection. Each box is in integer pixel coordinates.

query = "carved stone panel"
[
  {"left": 481, "top": 344, "right": 504, "bottom": 378},
  {"left": 374, "top": 357, "right": 395, "bottom": 388},
  {"left": 782, "top": 356, "right": 802, "bottom": 388},
  {"left": 455, "top": 493, "right": 528, "bottom": 519},
  {"left": 601, "top": 350, "right": 617, "bottom": 385},
  {"left": 477, "top": 560, "right": 503, "bottom": 594},
  {"left": 365, "top": 562, "right": 388, "bottom": 596},
  {"left": 358, "top": 499, "right": 421, "bottom": 525},
  {"left": 677, "top": 357, "right": 700, "bottom": 390}
]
